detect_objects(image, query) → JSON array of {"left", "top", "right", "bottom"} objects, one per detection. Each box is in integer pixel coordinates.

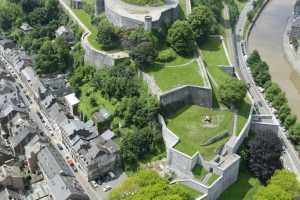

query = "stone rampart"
[
  {"left": 159, "top": 85, "right": 212, "bottom": 115},
  {"left": 81, "top": 33, "right": 128, "bottom": 68}
]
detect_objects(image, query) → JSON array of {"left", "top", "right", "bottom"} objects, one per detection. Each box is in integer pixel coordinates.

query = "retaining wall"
[
  {"left": 160, "top": 85, "right": 212, "bottom": 115},
  {"left": 81, "top": 33, "right": 128, "bottom": 68}
]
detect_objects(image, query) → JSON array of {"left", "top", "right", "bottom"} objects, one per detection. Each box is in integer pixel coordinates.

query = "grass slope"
[
  {"left": 122, "top": 0, "right": 164, "bottom": 6},
  {"left": 146, "top": 52, "right": 203, "bottom": 91},
  {"left": 219, "top": 165, "right": 261, "bottom": 200},
  {"left": 167, "top": 105, "right": 233, "bottom": 160}
]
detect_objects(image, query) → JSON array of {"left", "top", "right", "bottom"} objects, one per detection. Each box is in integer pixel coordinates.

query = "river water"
[{"left": 249, "top": 0, "right": 300, "bottom": 118}]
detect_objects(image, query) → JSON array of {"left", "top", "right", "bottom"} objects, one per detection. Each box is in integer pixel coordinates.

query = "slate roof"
[
  {"left": 0, "top": 188, "right": 24, "bottom": 200},
  {"left": 37, "top": 145, "right": 89, "bottom": 200}
]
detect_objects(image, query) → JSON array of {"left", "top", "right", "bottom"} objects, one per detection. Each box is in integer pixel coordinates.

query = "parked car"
[
  {"left": 90, "top": 180, "right": 98, "bottom": 188},
  {"left": 103, "top": 185, "right": 112, "bottom": 192},
  {"left": 57, "top": 143, "right": 63, "bottom": 150}
]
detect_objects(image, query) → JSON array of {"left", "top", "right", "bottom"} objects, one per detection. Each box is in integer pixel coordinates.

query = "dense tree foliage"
[
  {"left": 129, "top": 42, "right": 158, "bottom": 67},
  {"left": 109, "top": 170, "right": 198, "bottom": 200},
  {"left": 92, "top": 64, "right": 140, "bottom": 100},
  {"left": 219, "top": 77, "right": 247, "bottom": 108},
  {"left": 246, "top": 131, "right": 283, "bottom": 184},
  {"left": 35, "top": 36, "right": 73, "bottom": 74},
  {"left": 255, "top": 170, "right": 300, "bottom": 200},
  {"left": 192, "top": 0, "right": 224, "bottom": 21},
  {"left": 96, "top": 18, "right": 119, "bottom": 50},
  {"left": 167, "top": 20, "right": 196, "bottom": 55},
  {"left": 188, "top": 5, "right": 217, "bottom": 43},
  {"left": 0, "top": 1, "right": 21, "bottom": 31}
]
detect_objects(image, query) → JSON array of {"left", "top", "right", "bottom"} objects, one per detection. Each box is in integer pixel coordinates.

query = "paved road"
[{"left": 233, "top": 0, "right": 300, "bottom": 178}]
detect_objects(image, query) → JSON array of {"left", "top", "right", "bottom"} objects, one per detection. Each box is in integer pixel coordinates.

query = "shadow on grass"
[
  {"left": 200, "top": 37, "right": 223, "bottom": 52},
  {"left": 218, "top": 164, "right": 261, "bottom": 200}
]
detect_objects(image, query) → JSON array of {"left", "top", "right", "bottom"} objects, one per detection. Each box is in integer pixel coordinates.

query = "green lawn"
[
  {"left": 200, "top": 37, "right": 230, "bottom": 85},
  {"left": 207, "top": 174, "right": 220, "bottom": 185},
  {"left": 178, "top": 184, "right": 203, "bottom": 199},
  {"left": 236, "top": 98, "right": 252, "bottom": 135},
  {"left": 79, "top": 83, "right": 115, "bottom": 119},
  {"left": 123, "top": 0, "right": 164, "bottom": 6},
  {"left": 179, "top": 0, "right": 187, "bottom": 16},
  {"left": 167, "top": 105, "right": 234, "bottom": 160},
  {"left": 201, "top": 37, "right": 252, "bottom": 136},
  {"left": 146, "top": 53, "right": 203, "bottom": 91},
  {"left": 218, "top": 165, "right": 261, "bottom": 200}
]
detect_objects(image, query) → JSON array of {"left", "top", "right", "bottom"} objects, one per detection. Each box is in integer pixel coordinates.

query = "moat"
[{"left": 249, "top": 0, "right": 300, "bottom": 118}]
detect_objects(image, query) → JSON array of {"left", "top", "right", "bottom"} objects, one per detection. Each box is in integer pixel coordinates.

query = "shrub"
[{"left": 157, "top": 48, "right": 177, "bottom": 62}]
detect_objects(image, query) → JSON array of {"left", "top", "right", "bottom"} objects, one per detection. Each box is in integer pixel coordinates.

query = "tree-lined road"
[{"left": 233, "top": 0, "right": 300, "bottom": 179}]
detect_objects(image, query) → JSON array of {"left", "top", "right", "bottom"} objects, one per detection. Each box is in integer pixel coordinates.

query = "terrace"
[{"left": 145, "top": 48, "right": 204, "bottom": 92}]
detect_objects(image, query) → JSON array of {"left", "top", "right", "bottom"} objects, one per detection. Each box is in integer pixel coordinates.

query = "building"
[
  {"left": 64, "top": 93, "right": 80, "bottom": 116},
  {"left": 0, "top": 79, "right": 26, "bottom": 123},
  {"left": 0, "top": 188, "right": 24, "bottom": 200},
  {"left": 0, "top": 164, "right": 24, "bottom": 191},
  {"left": 55, "top": 26, "right": 74, "bottom": 43},
  {"left": 6, "top": 113, "right": 39, "bottom": 155},
  {"left": 92, "top": 108, "right": 112, "bottom": 130},
  {"left": 59, "top": 119, "right": 119, "bottom": 180},
  {"left": 0, "top": 39, "right": 16, "bottom": 56},
  {"left": 295, "top": 0, "right": 300, "bottom": 17},
  {"left": 37, "top": 145, "right": 89, "bottom": 200},
  {"left": 20, "top": 23, "right": 33, "bottom": 33}
]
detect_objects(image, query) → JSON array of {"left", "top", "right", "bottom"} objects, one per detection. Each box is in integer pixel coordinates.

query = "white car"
[
  {"left": 90, "top": 180, "right": 98, "bottom": 188},
  {"left": 103, "top": 185, "right": 112, "bottom": 192}
]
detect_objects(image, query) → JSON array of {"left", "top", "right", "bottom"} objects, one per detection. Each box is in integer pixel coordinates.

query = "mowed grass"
[
  {"left": 167, "top": 105, "right": 233, "bottom": 160},
  {"left": 79, "top": 83, "right": 115, "bottom": 119},
  {"left": 178, "top": 184, "right": 203, "bottom": 199},
  {"left": 146, "top": 54, "right": 203, "bottom": 91},
  {"left": 200, "top": 37, "right": 252, "bottom": 136},
  {"left": 200, "top": 37, "right": 230, "bottom": 85},
  {"left": 218, "top": 165, "right": 261, "bottom": 200}
]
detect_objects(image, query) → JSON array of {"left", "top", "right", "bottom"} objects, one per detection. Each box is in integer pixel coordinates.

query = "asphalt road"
[{"left": 234, "top": 0, "right": 300, "bottom": 178}]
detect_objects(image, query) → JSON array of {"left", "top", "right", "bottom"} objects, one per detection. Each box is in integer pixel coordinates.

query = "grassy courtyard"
[
  {"left": 219, "top": 165, "right": 261, "bottom": 200},
  {"left": 123, "top": 0, "right": 164, "bottom": 6},
  {"left": 79, "top": 83, "right": 115, "bottom": 119},
  {"left": 146, "top": 50, "right": 203, "bottom": 91},
  {"left": 167, "top": 105, "right": 234, "bottom": 160}
]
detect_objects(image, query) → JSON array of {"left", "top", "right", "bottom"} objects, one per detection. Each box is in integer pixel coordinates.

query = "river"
[{"left": 248, "top": 0, "right": 300, "bottom": 118}]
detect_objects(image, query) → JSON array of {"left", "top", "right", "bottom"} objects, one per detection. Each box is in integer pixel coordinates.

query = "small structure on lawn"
[{"left": 20, "top": 22, "right": 33, "bottom": 33}]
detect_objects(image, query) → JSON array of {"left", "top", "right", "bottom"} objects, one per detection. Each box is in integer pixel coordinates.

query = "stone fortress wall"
[{"left": 103, "top": 0, "right": 179, "bottom": 29}]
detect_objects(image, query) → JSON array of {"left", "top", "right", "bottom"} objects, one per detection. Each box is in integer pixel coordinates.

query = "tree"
[
  {"left": 219, "top": 77, "right": 247, "bottom": 108},
  {"left": 129, "top": 42, "right": 158, "bottom": 67},
  {"left": 255, "top": 184, "right": 292, "bottom": 200},
  {"left": 247, "top": 131, "right": 283, "bottom": 184},
  {"left": 127, "top": 28, "right": 157, "bottom": 48},
  {"left": 272, "top": 92, "right": 287, "bottom": 110},
  {"left": 167, "top": 20, "right": 196, "bottom": 55},
  {"left": 288, "top": 123, "right": 300, "bottom": 144},
  {"left": 255, "top": 170, "right": 300, "bottom": 200},
  {"left": 92, "top": 64, "right": 140, "bottom": 100},
  {"left": 21, "top": 0, "right": 39, "bottom": 13},
  {"left": 284, "top": 114, "right": 297, "bottom": 129},
  {"left": 278, "top": 103, "right": 291, "bottom": 122},
  {"left": 96, "top": 19, "right": 118, "bottom": 50},
  {"left": 188, "top": 5, "right": 217, "bottom": 43},
  {"left": 116, "top": 96, "right": 159, "bottom": 128},
  {"left": 0, "top": 2, "right": 21, "bottom": 31},
  {"left": 247, "top": 50, "right": 261, "bottom": 66},
  {"left": 264, "top": 83, "right": 281, "bottom": 102}
]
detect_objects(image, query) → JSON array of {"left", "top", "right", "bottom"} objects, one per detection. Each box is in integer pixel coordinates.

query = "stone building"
[
  {"left": 0, "top": 164, "right": 24, "bottom": 191},
  {"left": 37, "top": 145, "right": 89, "bottom": 200},
  {"left": 55, "top": 26, "right": 74, "bottom": 43}
]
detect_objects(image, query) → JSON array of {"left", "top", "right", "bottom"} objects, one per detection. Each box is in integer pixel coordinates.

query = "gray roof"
[
  {"left": 37, "top": 145, "right": 73, "bottom": 179},
  {"left": 92, "top": 108, "right": 112, "bottom": 123},
  {"left": 0, "top": 39, "right": 15, "bottom": 50},
  {"left": 101, "top": 129, "right": 115, "bottom": 141},
  {"left": 20, "top": 22, "right": 33, "bottom": 32},
  {"left": 9, "top": 125, "right": 36, "bottom": 149},
  {"left": 0, "top": 188, "right": 24, "bottom": 200},
  {"left": 47, "top": 103, "right": 68, "bottom": 125},
  {"left": 296, "top": 0, "right": 300, "bottom": 6},
  {"left": 37, "top": 145, "right": 89, "bottom": 200}
]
